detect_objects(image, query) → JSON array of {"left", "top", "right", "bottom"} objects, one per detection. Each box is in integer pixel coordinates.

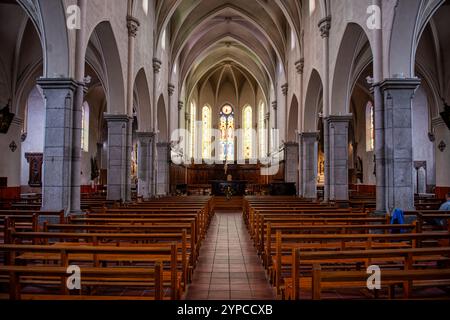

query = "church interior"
[{"left": 0, "top": 0, "right": 450, "bottom": 301}]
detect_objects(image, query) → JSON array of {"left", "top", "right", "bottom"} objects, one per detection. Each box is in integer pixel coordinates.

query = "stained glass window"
[
  {"left": 202, "top": 105, "right": 212, "bottom": 159},
  {"left": 219, "top": 105, "right": 234, "bottom": 161},
  {"left": 366, "top": 101, "right": 375, "bottom": 152},
  {"left": 258, "top": 102, "right": 266, "bottom": 158},
  {"left": 190, "top": 102, "right": 196, "bottom": 158},
  {"left": 243, "top": 105, "right": 253, "bottom": 159},
  {"left": 81, "top": 102, "right": 89, "bottom": 152}
]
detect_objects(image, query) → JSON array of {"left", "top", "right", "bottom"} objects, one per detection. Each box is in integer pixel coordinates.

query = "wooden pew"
[
  {"left": 286, "top": 247, "right": 450, "bottom": 299},
  {"left": 0, "top": 264, "right": 164, "bottom": 300},
  {"left": 0, "top": 244, "right": 180, "bottom": 299}
]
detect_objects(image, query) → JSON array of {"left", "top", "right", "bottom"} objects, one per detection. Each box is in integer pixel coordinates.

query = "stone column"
[
  {"left": 105, "top": 114, "right": 130, "bottom": 202},
  {"left": 326, "top": 115, "right": 352, "bottom": 201},
  {"left": 265, "top": 112, "right": 270, "bottom": 158},
  {"left": 37, "top": 78, "right": 77, "bottom": 213},
  {"left": 271, "top": 101, "right": 277, "bottom": 153},
  {"left": 137, "top": 132, "right": 154, "bottom": 200},
  {"left": 71, "top": 0, "right": 87, "bottom": 214},
  {"left": 296, "top": 59, "right": 305, "bottom": 197},
  {"left": 319, "top": 16, "right": 331, "bottom": 202},
  {"left": 156, "top": 142, "right": 170, "bottom": 196},
  {"left": 178, "top": 101, "right": 184, "bottom": 130},
  {"left": 284, "top": 142, "right": 299, "bottom": 192},
  {"left": 125, "top": 118, "right": 133, "bottom": 202},
  {"left": 380, "top": 78, "right": 421, "bottom": 211},
  {"left": 151, "top": 59, "right": 162, "bottom": 197},
  {"left": 301, "top": 132, "right": 319, "bottom": 199},
  {"left": 282, "top": 84, "right": 289, "bottom": 139},
  {"left": 125, "top": 16, "right": 140, "bottom": 203}
]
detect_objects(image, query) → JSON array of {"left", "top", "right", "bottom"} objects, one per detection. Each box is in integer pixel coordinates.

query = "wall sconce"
[
  {"left": 438, "top": 141, "right": 446, "bottom": 152},
  {"left": 9, "top": 141, "right": 17, "bottom": 152}
]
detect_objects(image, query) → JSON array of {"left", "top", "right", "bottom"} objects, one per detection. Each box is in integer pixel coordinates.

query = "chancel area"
[{"left": 0, "top": 0, "right": 450, "bottom": 301}]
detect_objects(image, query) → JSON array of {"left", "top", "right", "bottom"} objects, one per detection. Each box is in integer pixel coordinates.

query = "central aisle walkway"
[{"left": 185, "top": 211, "right": 276, "bottom": 300}]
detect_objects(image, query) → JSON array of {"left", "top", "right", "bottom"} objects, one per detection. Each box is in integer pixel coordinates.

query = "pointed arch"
[
  {"left": 331, "top": 23, "right": 372, "bottom": 116},
  {"left": 242, "top": 105, "right": 253, "bottom": 159},
  {"left": 157, "top": 95, "right": 168, "bottom": 141},
  {"left": 304, "top": 69, "right": 324, "bottom": 132},
  {"left": 288, "top": 95, "right": 299, "bottom": 142},
  {"left": 87, "top": 21, "right": 126, "bottom": 115},
  {"left": 201, "top": 104, "right": 212, "bottom": 159},
  {"left": 133, "top": 68, "right": 152, "bottom": 131}
]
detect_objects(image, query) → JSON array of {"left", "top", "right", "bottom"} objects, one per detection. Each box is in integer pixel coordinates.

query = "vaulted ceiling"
[{"left": 155, "top": 0, "right": 304, "bottom": 101}]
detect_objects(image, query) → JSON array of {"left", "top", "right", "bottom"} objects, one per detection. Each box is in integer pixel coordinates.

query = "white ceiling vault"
[{"left": 155, "top": 0, "right": 304, "bottom": 103}]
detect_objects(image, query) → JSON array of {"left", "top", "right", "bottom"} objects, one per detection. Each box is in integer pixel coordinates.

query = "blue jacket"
[
  {"left": 439, "top": 201, "right": 450, "bottom": 211},
  {"left": 391, "top": 208, "right": 405, "bottom": 233}
]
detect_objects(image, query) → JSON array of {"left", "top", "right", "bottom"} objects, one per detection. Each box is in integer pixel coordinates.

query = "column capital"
[
  {"left": 295, "top": 59, "right": 304, "bottom": 75},
  {"left": 281, "top": 83, "right": 289, "bottom": 96},
  {"left": 185, "top": 113, "right": 191, "bottom": 121},
  {"left": 37, "top": 77, "right": 78, "bottom": 91},
  {"left": 136, "top": 131, "right": 155, "bottom": 138},
  {"left": 271, "top": 101, "right": 277, "bottom": 110},
  {"left": 318, "top": 16, "right": 332, "bottom": 38},
  {"left": 301, "top": 132, "right": 319, "bottom": 141},
  {"left": 265, "top": 112, "right": 270, "bottom": 121},
  {"left": 11, "top": 117, "right": 24, "bottom": 127},
  {"left": 284, "top": 141, "right": 299, "bottom": 147},
  {"left": 168, "top": 83, "right": 175, "bottom": 96},
  {"left": 178, "top": 101, "right": 184, "bottom": 111},
  {"left": 126, "top": 15, "right": 140, "bottom": 38},
  {"left": 104, "top": 114, "right": 132, "bottom": 123},
  {"left": 379, "top": 78, "right": 421, "bottom": 93},
  {"left": 156, "top": 142, "right": 171, "bottom": 148},
  {"left": 136, "top": 131, "right": 155, "bottom": 143},
  {"left": 325, "top": 114, "right": 353, "bottom": 124},
  {"left": 432, "top": 116, "right": 445, "bottom": 128},
  {"left": 153, "top": 58, "right": 162, "bottom": 74}
]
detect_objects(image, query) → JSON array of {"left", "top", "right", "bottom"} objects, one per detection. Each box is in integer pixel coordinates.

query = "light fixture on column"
[
  {"left": 438, "top": 141, "right": 446, "bottom": 153},
  {"left": 9, "top": 141, "right": 17, "bottom": 152}
]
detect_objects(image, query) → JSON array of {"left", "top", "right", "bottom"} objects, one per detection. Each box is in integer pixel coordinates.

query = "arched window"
[
  {"left": 258, "top": 102, "right": 266, "bottom": 158},
  {"left": 190, "top": 102, "right": 196, "bottom": 158},
  {"left": 161, "top": 29, "right": 166, "bottom": 51},
  {"left": 142, "top": 0, "right": 148, "bottom": 15},
  {"left": 219, "top": 105, "right": 235, "bottom": 161},
  {"left": 365, "top": 101, "right": 375, "bottom": 152},
  {"left": 243, "top": 105, "right": 253, "bottom": 159},
  {"left": 290, "top": 29, "right": 296, "bottom": 51},
  {"left": 81, "top": 102, "right": 89, "bottom": 152},
  {"left": 309, "top": 0, "right": 316, "bottom": 16},
  {"left": 202, "top": 105, "right": 212, "bottom": 159}
]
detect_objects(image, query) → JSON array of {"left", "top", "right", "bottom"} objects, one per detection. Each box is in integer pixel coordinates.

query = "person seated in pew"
[
  {"left": 431, "top": 193, "right": 450, "bottom": 228},
  {"left": 440, "top": 193, "right": 450, "bottom": 211}
]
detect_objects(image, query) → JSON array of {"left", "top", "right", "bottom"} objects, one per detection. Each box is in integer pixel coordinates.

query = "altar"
[{"left": 210, "top": 180, "right": 247, "bottom": 196}]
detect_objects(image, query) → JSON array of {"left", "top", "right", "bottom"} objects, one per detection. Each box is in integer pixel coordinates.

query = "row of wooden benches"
[
  {"left": 0, "top": 196, "right": 213, "bottom": 300},
  {"left": 244, "top": 196, "right": 450, "bottom": 300}
]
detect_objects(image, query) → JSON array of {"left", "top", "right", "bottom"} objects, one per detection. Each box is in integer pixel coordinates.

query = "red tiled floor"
[{"left": 184, "top": 211, "right": 276, "bottom": 300}]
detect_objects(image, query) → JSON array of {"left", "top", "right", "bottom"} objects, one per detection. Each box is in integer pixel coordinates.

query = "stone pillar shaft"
[
  {"left": 156, "top": 142, "right": 170, "bottom": 196},
  {"left": 37, "top": 78, "right": 78, "bottom": 213},
  {"left": 326, "top": 115, "right": 352, "bottom": 201},
  {"left": 380, "top": 78, "right": 420, "bottom": 211},
  {"left": 105, "top": 114, "right": 131, "bottom": 202},
  {"left": 301, "top": 132, "right": 319, "bottom": 199},
  {"left": 137, "top": 132, "right": 154, "bottom": 200},
  {"left": 284, "top": 142, "right": 299, "bottom": 193},
  {"left": 373, "top": 84, "right": 386, "bottom": 213}
]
